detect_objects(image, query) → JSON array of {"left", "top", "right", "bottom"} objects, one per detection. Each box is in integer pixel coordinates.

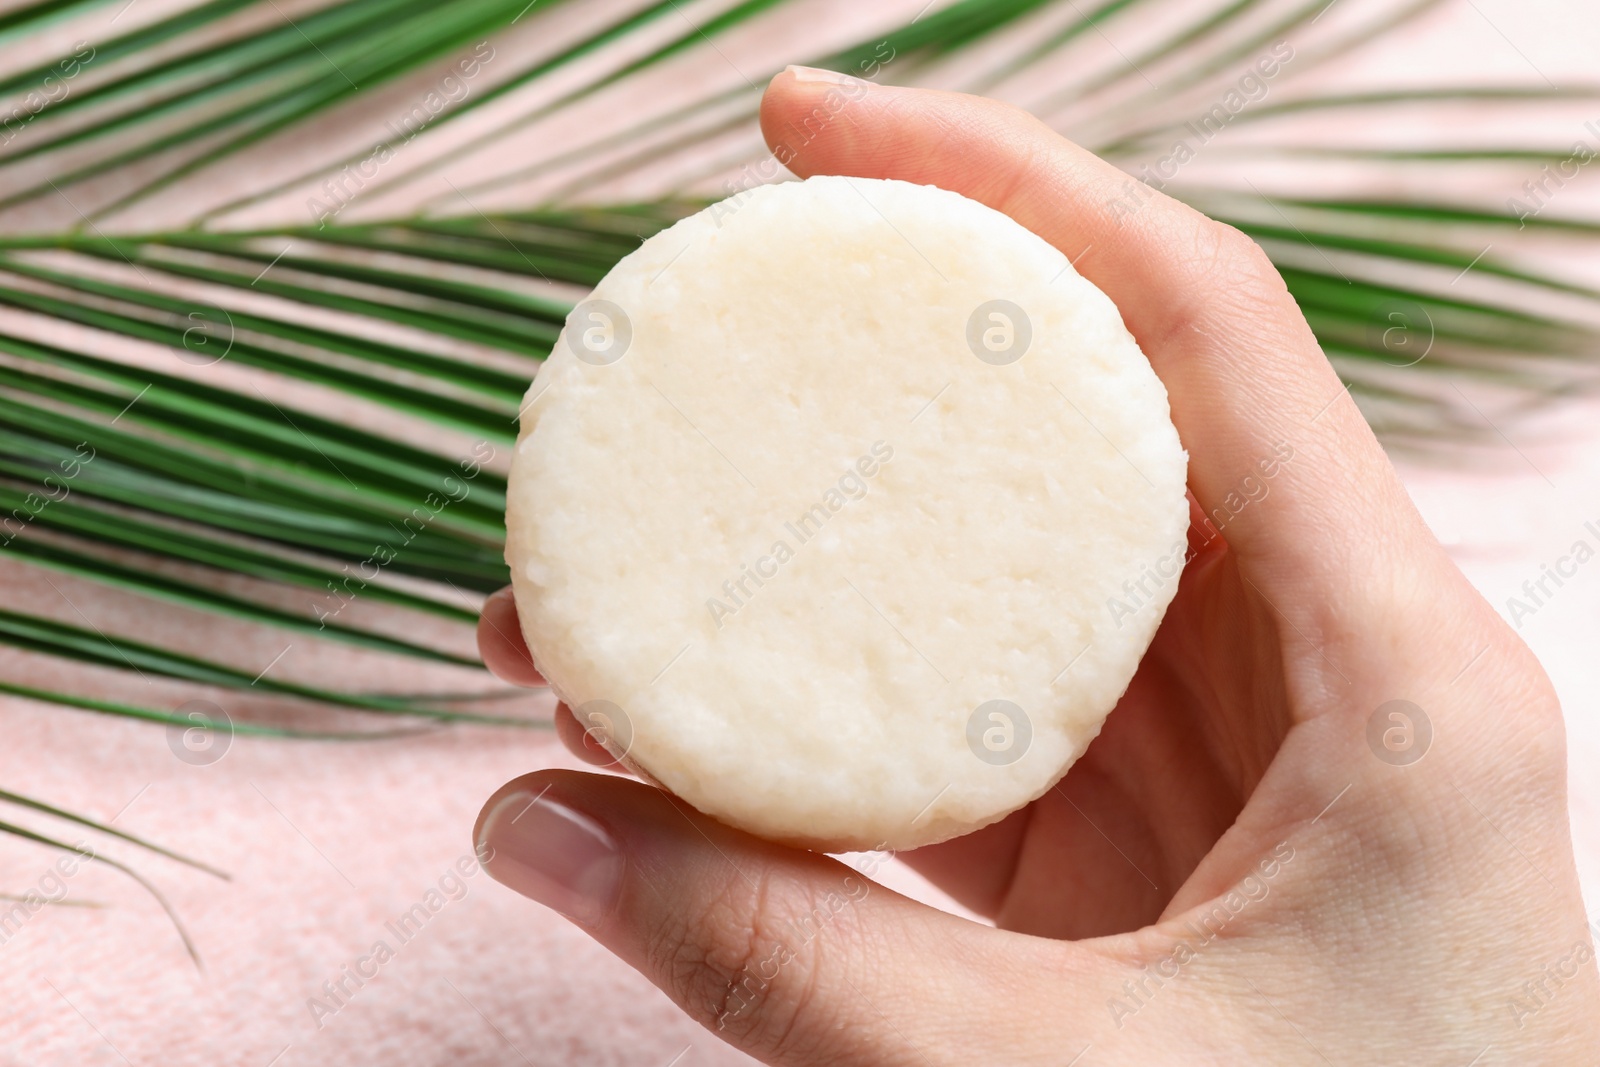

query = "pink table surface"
[{"left": 2, "top": 1, "right": 1598, "bottom": 1064}]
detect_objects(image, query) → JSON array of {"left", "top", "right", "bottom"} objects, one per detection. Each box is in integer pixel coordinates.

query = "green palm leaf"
[
  {"left": 1, "top": 0, "right": 1596, "bottom": 943},
  {"left": 2, "top": 0, "right": 1591, "bottom": 706}
]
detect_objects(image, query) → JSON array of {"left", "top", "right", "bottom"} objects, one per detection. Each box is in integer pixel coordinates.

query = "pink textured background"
[{"left": 2, "top": 2, "right": 1599, "bottom": 1064}]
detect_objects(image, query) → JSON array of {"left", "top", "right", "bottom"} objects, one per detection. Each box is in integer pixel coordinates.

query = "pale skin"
[{"left": 472, "top": 69, "right": 1600, "bottom": 1065}]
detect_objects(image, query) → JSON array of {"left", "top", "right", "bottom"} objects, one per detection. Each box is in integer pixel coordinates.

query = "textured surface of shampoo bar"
[{"left": 505, "top": 176, "right": 1189, "bottom": 851}]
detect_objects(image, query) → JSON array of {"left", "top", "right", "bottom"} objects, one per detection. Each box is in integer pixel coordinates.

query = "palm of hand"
[{"left": 908, "top": 537, "right": 1289, "bottom": 941}]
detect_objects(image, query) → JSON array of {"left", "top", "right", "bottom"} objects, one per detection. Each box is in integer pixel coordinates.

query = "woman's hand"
[{"left": 472, "top": 69, "right": 1600, "bottom": 1065}]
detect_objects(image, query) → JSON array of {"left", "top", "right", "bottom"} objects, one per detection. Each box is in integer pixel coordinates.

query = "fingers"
[
  {"left": 759, "top": 72, "right": 1436, "bottom": 625},
  {"left": 553, "top": 701, "right": 625, "bottom": 768},
  {"left": 479, "top": 588, "right": 621, "bottom": 765},
  {"left": 475, "top": 770, "right": 1076, "bottom": 1065},
  {"left": 477, "top": 587, "right": 544, "bottom": 688}
]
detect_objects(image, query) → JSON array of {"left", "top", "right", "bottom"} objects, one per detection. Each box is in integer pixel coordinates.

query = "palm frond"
[
  {"left": 1, "top": 0, "right": 1597, "bottom": 942},
  {"left": 0, "top": 816, "right": 207, "bottom": 965}
]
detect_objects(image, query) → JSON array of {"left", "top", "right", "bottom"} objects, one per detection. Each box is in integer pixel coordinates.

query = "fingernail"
[
  {"left": 478, "top": 790, "right": 622, "bottom": 927},
  {"left": 785, "top": 64, "right": 868, "bottom": 87}
]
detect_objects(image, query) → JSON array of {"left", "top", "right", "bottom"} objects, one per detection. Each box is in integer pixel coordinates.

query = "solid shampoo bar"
[{"left": 505, "top": 176, "right": 1188, "bottom": 851}]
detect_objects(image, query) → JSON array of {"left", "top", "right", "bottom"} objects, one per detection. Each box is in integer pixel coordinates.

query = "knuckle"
[
  {"left": 1481, "top": 647, "right": 1568, "bottom": 782},
  {"left": 1198, "top": 218, "right": 1285, "bottom": 296},
  {"left": 646, "top": 870, "right": 846, "bottom": 1061},
  {"left": 1151, "top": 215, "right": 1299, "bottom": 350}
]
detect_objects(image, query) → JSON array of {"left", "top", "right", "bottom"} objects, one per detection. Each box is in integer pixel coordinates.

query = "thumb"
[{"left": 474, "top": 770, "right": 1077, "bottom": 1065}]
